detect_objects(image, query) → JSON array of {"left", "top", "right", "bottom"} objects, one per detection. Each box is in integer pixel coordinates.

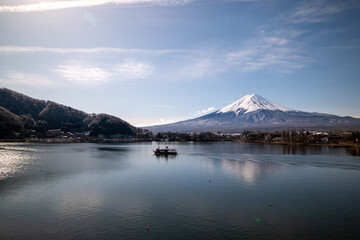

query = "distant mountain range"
[
  {"left": 1, "top": 89, "right": 359, "bottom": 138},
  {"left": 146, "top": 94, "right": 360, "bottom": 132},
  {"left": 0, "top": 88, "right": 139, "bottom": 138}
]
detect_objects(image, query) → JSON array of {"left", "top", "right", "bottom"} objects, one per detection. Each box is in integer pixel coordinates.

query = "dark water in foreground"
[{"left": 0, "top": 142, "right": 359, "bottom": 239}]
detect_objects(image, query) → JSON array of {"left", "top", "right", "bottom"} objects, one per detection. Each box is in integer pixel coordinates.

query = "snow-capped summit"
[
  {"left": 146, "top": 93, "right": 360, "bottom": 132},
  {"left": 217, "top": 94, "right": 293, "bottom": 115}
]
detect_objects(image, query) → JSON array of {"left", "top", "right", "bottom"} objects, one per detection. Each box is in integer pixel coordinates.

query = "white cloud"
[
  {"left": 54, "top": 60, "right": 153, "bottom": 86},
  {"left": 196, "top": 107, "right": 215, "bottom": 116},
  {"left": 0, "top": 45, "right": 195, "bottom": 55},
  {"left": 0, "top": 40, "right": 305, "bottom": 76},
  {"left": 0, "top": 0, "right": 193, "bottom": 13},
  {"left": 134, "top": 117, "right": 187, "bottom": 127},
  {"left": 54, "top": 63, "right": 111, "bottom": 86},
  {"left": 0, "top": 72, "right": 56, "bottom": 87},
  {"left": 226, "top": 1, "right": 359, "bottom": 73},
  {"left": 227, "top": 32, "right": 307, "bottom": 72},
  {"left": 177, "top": 58, "right": 227, "bottom": 79},
  {"left": 114, "top": 59, "right": 153, "bottom": 79},
  {"left": 283, "top": 0, "right": 360, "bottom": 24},
  {"left": 224, "top": 1, "right": 354, "bottom": 73},
  {"left": 134, "top": 106, "right": 216, "bottom": 127},
  {"left": 179, "top": 59, "right": 213, "bottom": 78},
  {"left": 263, "top": 37, "right": 289, "bottom": 46}
]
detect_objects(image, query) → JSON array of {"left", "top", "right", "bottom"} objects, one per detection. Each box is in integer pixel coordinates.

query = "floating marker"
[
  {"left": 209, "top": 180, "right": 211, "bottom": 183},
  {"left": 268, "top": 203, "right": 271, "bottom": 207},
  {"left": 146, "top": 226, "right": 150, "bottom": 231}
]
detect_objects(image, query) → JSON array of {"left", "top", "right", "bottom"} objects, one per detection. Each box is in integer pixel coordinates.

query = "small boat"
[{"left": 153, "top": 146, "right": 177, "bottom": 156}]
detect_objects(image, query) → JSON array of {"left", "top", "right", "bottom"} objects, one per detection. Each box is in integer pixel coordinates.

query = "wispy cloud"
[
  {"left": 134, "top": 106, "right": 217, "bottom": 127},
  {"left": 227, "top": 34, "right": 307, "bottom": 72},
  {"left": 178, "top": 59, "right": 221, "bottom": 78},
  {"left": 0, "top": 43, "right": 307, "bottom": 81},
  {"left": 115, "top": 59, "right": 153, "bottom": 79},
  {"left": 0, "top": 0, "right": 192, "bottom": 13},
  {"left": 283, "top": 0, "right": 360, "bottom": 24},
  {"left": 196, "top": 107, "right": 215, "bottom": 116},
  {"left": 54, "top": 60, "right": 153, "bottom": 86},
  {"left": 0, "top": 45, "right": 195, "bottom": 55},
  {"left": 263, "top": 37, "right": 289, "bottom": 46},
  {"left": 54, "top": 63, "right": 111, "bottom": 86},
  {"left": 134, "top": 117, "right": 187, "bottom": 127},
  {"left": 0, "top": 40, "right": 308, "bottom": 80},
  {"left": 0, "top": 45, "right": 226, "bottom": 80},
  {"left": 0, "top": 72, "right": 56, "bottom": 87},
  {"left": 233, "top": 0, "right": 360, "bottom": 73},
  {"left": 228, "top": 0, "right": 360, "bottom": 73},
  {"left": 134, "top": 106, "right": 218, "bottom": 126}
]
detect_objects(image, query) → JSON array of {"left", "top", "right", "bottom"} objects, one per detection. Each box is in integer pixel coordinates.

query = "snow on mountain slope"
[
  {"left": 218, "top": 94, "right": 293, "bottom": 115},
  {"left": 145, "top": 94, "right": 360, "bottom": 132}
]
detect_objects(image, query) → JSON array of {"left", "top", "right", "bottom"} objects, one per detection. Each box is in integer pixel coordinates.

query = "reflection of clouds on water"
[
  {"left": 221, "top": 158, "right": 261, "bottom": 184},
  {"left": 204, "top": 155, "right": 287, "bottom": 185},
  {"left": 204, "top": 158, "right": 216, "bottom": 174}
]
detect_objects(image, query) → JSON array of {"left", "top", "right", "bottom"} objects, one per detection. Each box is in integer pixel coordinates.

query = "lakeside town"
[{"left": 2, "top": 128, "right": 359, "bottom": 148}]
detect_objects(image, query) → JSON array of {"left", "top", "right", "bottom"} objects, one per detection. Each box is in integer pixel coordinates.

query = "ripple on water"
[{"left": 0, "top": 144, "right": 39, "bottom": 181}]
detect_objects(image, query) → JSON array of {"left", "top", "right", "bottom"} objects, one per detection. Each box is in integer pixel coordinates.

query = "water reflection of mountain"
[
  {"left": 192, "top": 142, "right": 359, "bottom": 156},
  {"left": 197, "top": 142, "right": 360, "bottom": 184},
  {"left": 204, "top": 155, "right": 286, "bottom": 185},
  {"left": 280, "top": 144, "right": 359, "bottom": 156},
  {"left": 203, "top": 151, "right": 360, "bottom": 183},
  {"left": 222, "top": 158, "right": 263, "bottom": 184}
]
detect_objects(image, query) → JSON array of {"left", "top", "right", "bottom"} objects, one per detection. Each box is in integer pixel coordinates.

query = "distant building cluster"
[
  {"left": 150, "top": 130, "right": 359, "bottom": 146},
  {"left": 1, "top": 126, "right": 359, "bottom": 148}
]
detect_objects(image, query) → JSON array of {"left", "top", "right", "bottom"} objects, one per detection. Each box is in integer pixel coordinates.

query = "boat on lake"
[{"left": 153, "top": 146, "right": 177, "bottom": 156}]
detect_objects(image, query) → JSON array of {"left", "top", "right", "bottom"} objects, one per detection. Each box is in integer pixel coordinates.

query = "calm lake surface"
[{"left": 1, "top": 142, "right": 359, "bottom": 239}]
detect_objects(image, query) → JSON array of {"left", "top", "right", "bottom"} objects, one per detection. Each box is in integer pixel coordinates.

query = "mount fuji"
[{"left": 146, "top": 94, "right": 360, "bottom": 132}]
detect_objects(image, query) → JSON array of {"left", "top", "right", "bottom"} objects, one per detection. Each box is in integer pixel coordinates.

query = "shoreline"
[
  {"left": 234, "top": 140, "right": 359, "bottom": 148},
  {"left": 1, "top": 138, "right": 359, "bottom": 149}
]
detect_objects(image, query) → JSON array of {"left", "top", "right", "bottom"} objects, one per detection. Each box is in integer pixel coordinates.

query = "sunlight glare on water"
[{"left": 0, "top": 144, "right": 38, "bottom": 180}]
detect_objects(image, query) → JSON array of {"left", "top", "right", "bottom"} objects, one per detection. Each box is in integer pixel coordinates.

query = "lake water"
[{"left": 1, "top": 142, "right": 359, "bottom": 239}]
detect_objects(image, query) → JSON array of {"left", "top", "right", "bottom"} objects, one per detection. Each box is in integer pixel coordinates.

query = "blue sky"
[{"left": 0, "top": 0, "right": 359, "bottom": 126}]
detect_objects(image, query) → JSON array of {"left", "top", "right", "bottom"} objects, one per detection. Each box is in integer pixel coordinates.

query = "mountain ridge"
[
  {"left": 0, "top": 88, "right": 140, "bottom": 138},
  {"left": 146, "top": 94, "right": 360, "bottom": 133}
]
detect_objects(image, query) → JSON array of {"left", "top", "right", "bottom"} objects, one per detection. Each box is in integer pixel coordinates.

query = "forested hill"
[{"left": 0, "top": 88, "right": 139, "bottom": 138}]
